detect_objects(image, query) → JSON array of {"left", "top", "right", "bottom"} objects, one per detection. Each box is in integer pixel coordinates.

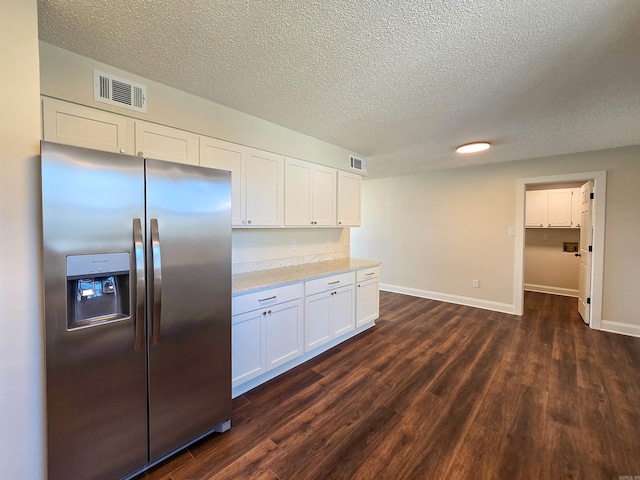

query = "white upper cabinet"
[
  {"left": 200, "top": 139, "right": 284, "bottom": 227},
  {"left": 526, "top": 187, "right": 582, "bottom": 228},
  {"left": 245, "top": 148, "right": 284, "bottom": 226},
  {"left": 525, "top": 190, "right": 548, "bottom": 228},
  {"left": 547, "top": 189, "right": 573, "bottom": 227},
  {"left": 134, "top": 120, "right": 199, "bottom": 165},
  {"left": 571, "top": 187, "right": 581, "bottom": 228},
  {"left": 284, "top": 158, "right": 336, "bottom": 226},
  {"left": 42, "top": 97, "right": 134, "bottom": 154},
  {"left": 200, "top": 136, "right": 245, "bottom": 226},
  {"left": 337, "top": 171, "right": 362, "bottom": 226}
]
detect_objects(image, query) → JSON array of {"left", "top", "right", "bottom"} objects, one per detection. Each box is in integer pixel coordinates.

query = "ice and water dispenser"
[{"left": 66, "top": 253, "right": 130, "bottom": 329}]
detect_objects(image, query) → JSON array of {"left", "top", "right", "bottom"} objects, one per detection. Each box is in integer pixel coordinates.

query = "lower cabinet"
[
  {"left": 232, "top": 267, "right": 377, "bottom": 394},
  {"left": 356, "top": 267, "right": 380, "bottom": 327},
  {"left": 231, "top": 284, "right": 303, "bottom": 388}
]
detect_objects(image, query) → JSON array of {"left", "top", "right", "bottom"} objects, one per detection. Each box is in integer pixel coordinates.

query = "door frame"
[{"left": 513, "top": 170, "right": 607, "bottom": 329}]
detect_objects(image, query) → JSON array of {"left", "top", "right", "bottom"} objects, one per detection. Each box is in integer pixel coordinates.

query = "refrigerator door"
[
  {"left": 41, "top": 142, "right": 148, "bottom": 480},
  {"left": 145, "top": 158, "right": 232, "bottom": 461}
]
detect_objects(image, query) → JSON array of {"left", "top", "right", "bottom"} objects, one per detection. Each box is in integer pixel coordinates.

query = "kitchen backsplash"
[{"left": 232, "top": 251, "right": 348, "bottom": 274}]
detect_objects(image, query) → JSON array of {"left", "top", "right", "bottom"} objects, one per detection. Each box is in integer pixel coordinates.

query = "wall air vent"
[
  {"left": 349, "top": 155, "right": 367, "bottom": 175},
  {"left": 94, "top": 70, "right": 147, "bottom": 113}
]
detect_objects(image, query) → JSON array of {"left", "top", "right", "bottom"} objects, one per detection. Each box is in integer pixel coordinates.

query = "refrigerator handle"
[
  {"left": 133, "top": 218, "right": 145, "bottom": 351},
  {"left": 150, "top": 218, "right": 162, "bottom": 344}
]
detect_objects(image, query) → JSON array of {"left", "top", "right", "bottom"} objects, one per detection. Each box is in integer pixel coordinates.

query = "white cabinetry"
[
  {"left": 304, "top": 272, "right": 355, "bottom": 352},
  {"left": 526, "top": 188, "right": 581, "bottom": 228},
  {"left": 571, "top": 187, "right": 582, "bottom": 228},
  {"left": 284, "top": 158, "right": 336, "bottom": 226},
  {"left": 547, "top": 189, "right": 573, "bottom": 227},
  {"left": 42, "top": 97, "right": 134, "bottom": 154},
  {"left": 231, "top": 284, "right": 303, "bottom": 388},
  {"left": 245, "top": 148, "right": 284, "bottom": 226},
  {"left": 356, "top": 267, "right": 380, "bottom": 327},
  {"left": 337, "top": 171, "right": 362, "bottom": 226},
  {"left": 134, "top": 120, "right": 199, "bottom": 165},
  {"left": 525, "top": 190, "right": 548, "bottom": 228},
  {"left": 200, "top": 137, "right": 245, "bottom": 226},
  {"left": 200, "top": 138, "right": 284, "bottom": 226}
]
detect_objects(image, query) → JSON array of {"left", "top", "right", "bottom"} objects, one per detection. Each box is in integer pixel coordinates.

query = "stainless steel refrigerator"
[{"left": 41, "top": 141, "right": 232, "bottom": 480}]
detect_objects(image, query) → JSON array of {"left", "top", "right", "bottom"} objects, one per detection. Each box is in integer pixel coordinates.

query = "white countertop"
[{"left": 232, "top": 258, "right": 381, "bottom": 295}]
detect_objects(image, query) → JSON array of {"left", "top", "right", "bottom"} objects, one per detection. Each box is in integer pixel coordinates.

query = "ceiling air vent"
[
  {"left": 349, "top": 155, "right": 367, "bottom": 175},
  {"left": 94, "top": 70, "right": 147, "bottom": 113}
]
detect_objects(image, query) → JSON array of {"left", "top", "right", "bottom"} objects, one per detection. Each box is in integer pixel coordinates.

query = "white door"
[
  {"left": 245, "top": 149, "right": 284, "bottom": 226},
  {"left": 578, "top": 181, "right": 593, "bottom": 324},
  {"left": 135, "top": 120, "right": 199, "bottom": 165}
]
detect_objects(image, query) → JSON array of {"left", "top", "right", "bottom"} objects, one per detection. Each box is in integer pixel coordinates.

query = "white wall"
[
  {"left": 0, "top": 1, "right": 45, "bottom": 478},
  {"left": 39, "top": 43, "right": 358, "bottom": 268},
  {"left": 352, "top": 146, "right": 640, "bottom": 330},
  {"left": 39, "top": 42, "right": 362, "bottom": 172},
  {"left": 524, "top": 228, "right": 580, "bottom": 295}
]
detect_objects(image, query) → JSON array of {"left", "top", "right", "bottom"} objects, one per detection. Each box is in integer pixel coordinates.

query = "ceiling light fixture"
[{"left": 455, "top": 142, "right": 491, "bottom": 154}]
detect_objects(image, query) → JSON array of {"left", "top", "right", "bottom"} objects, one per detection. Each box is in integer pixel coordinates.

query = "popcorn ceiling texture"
[{"left": 38, "top": 0, "right": 640, "bottom": 178}]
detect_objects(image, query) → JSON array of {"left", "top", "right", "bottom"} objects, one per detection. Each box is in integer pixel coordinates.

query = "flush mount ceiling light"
[{"left": 455, "top": 142, "right": 491, "bottom": 154}]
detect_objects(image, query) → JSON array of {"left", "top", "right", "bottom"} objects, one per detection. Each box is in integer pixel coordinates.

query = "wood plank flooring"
[{"left": 137, "top": 291, "right": 640, "bottom": 480}]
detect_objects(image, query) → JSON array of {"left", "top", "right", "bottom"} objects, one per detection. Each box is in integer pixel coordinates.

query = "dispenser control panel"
[{"left": 66, "top": 253, "right": 131, "bottom": 330}]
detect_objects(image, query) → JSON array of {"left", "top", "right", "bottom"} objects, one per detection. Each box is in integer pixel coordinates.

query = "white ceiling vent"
[
  {"left": 349, "top": 155, "right": 367, "bottom": 175},
  {"left": 94, "top": 70, "right": 147, "bottom": 113}
]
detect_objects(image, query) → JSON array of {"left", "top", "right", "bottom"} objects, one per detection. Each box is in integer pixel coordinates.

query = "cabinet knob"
[
  {"left": 262, "top": 311, "right": 267, "bottom": 316},
  {"left": 242, "top": 220, "right": 247, "bottom": 224},
  {"left": 119, "top": 148, "right": 126, "bottom": 154},
  {"left": 338, "top": 221, "right": 342, "bottom": 225},
  {"left": 267, "top": 310, "right": 271, "bottom": 314},
  {"left": 247, "top": 220, "right": 252, "bottom": 225},
  {"left": 137, "top": 151, "right": 144, "bottom": 157}
]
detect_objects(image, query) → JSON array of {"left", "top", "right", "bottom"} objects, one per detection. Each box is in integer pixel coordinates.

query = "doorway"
[{"left": 513, "top": 171, "right": 607, "bottom": 329}]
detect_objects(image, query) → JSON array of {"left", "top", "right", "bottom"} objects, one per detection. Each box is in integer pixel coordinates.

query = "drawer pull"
[
  {"left": 328, "top": 280, "right": 341, "bottom": 285},
  {"left": 259, "top": 295, "right": 276, "bottom": 302},
  {"left": 364, "top": 272, "right": 375, "bottom": 276}
]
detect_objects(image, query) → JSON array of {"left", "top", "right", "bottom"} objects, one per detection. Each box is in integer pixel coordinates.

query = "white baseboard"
[
  {"left": 600, "top": 320, "right": 640, "bottom": 338},
  {"left": 524, "top": 283, "right": 578, "bottom": 298},
  {"left": 380, "top": 284, "right": 515, "bottom": 315}
]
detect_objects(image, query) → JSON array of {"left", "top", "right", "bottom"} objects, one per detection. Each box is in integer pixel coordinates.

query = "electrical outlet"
[
  {"left": 508, "top": 227, "right": 515, "bottom": 236},
  {"left": 291, "top": 240, "right": 297, "bottom": 251},
  {"left": 473, "top": 280, "right": 479, "bottom": 288},
  {"left": 543, "top": 234, "right": 549, "bottom": 241}
]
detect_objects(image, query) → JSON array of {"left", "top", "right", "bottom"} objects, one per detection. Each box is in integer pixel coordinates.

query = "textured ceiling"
[{"left": 38, "top": 0, "right": 640, "bottom": 178}]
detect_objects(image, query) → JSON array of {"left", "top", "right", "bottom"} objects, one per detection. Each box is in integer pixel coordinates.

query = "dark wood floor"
[{"left": 138, "top": 291, "right": 640, "bottom": 480}]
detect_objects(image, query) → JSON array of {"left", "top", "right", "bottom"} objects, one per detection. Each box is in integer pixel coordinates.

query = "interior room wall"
[
  {"left": 39, "top": 42, "right": 361, "bottom": 172},
  {"left": 38, "top": 42, "right": 361, "bottom": 269},
  {"left": 524, "top": 228, "right": 580, "bottom": 295},
  {"left": 0, "top": 1, "right": 45, "bottom": 478},
  {"left": 351, "top": 145, "right": 640, "bottom": 332},
  {"left": 232, "top": 228, "right": 350, "bottom": 273}
]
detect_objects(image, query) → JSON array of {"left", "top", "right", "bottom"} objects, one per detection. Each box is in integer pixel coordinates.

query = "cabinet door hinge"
[
  {"left": 587, "top": 297, "right": 591, "bottom": 305},
  {"left": 590, "top": 192, "right": 594, "bottom": 200}
]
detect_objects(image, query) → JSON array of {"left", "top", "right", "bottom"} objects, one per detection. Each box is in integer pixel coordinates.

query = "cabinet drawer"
[
  {"left": 305, "top": 271, "right": 355, "bottom": 296},
  {"left": 356, "top": 266, "right": 380, "bottom": 282},
  {"left": 233, "top": 283, "right": 303, "bottom": 316}
]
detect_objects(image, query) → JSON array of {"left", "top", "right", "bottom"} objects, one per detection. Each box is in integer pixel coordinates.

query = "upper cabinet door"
[
  {"left": 571, "top": 187, "right": 581, "bottom": 228},
  {"left": 337, "top": 171, "right": 361, "bottom": 227},
  {"left": 42, "top": 97, "right": 134, "bottom": 154},
  {"left": 284, "top": 158, "right": 313, "bottom": 226},
  {"left": 245, "top": 148, "right": 284, "bottom": 226},
  {"left": 200, "top": 137, "right": 245, "bottom": 226},
  {"left": 525, "top": 190, "right": 548, "bottom": 228},
  {"left": 284, "top": 158, "right": 337, "bottom": 226},
  {"left": 135, "top": 120, "right": 199, "bottom": 165},
  {"left": 547, "top": 189, "right": 573, "bottom": 227},
  {"left": 312, "top": 165, "right": 337, "bottom": 226}
]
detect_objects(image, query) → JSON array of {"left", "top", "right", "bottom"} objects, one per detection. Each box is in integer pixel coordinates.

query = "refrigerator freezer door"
[
  {"left": 41, "top": 142, "right": 148, "bottom": 480},
  {"left": 145, "top": 158, "right": 232, "bottom": 462}
]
